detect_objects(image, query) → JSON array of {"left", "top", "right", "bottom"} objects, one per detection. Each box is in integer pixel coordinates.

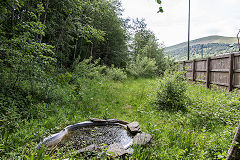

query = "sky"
[{"left": 121, "top": 0, "right": 240, "bottom": 47}]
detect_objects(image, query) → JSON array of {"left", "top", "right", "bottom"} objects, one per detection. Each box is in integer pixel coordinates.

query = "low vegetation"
[
  {"left": 156, "top": 67, "right": 188, "bottom": 111},
  {"left": 1, "top": 65, "right": 240, "bottom": 159}
]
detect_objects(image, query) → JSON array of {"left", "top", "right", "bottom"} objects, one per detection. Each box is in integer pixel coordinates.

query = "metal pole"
[
  {"left": 187, "top": 0, "right": 190, "bottom": 60},
  {"left": 237, "top": 29, "right": 240, "bottom": 52}
]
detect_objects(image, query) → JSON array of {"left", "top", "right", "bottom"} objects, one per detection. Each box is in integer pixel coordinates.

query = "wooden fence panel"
[
  {"left": 179, "top": 52, "right": 240, "bottom": 91},
  {"left": 234, "top": 73, "right": 240, "bottom": 87},
  {"left": 185, "top": 62, "right": 192, "bottom": 69},
  {"left": 195, "top": 60, "right": 207, "bottom": 81},
  {"left": 195, "top": 72, "right": 206, "bottom": 81},
  {"left": 179, "top": 62, "right": 184, "bottom": 69},
  {"left": 233, "top": 54, "right": 240, "bottom": 88},
  {"left": 210, "top": 57, "right": 229, "bottom": 70},
  {"left": 234, "top": 55, "right": 240, "bottom": 69},
  {"left": 210, "top": 72, "right": 229, "bottom": 86},
  {"left": 195, "top": 60, "right": 207, "bottom": 70},
  {"left": 186, "top": 72, "right": 192, "bottom": 80}
]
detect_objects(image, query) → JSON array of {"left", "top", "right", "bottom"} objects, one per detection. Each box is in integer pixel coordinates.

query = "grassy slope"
[
  {"left": 166, "top": 35, "right": 236, "bottom": 51},
  {"left": 1, "top": 78, "right": 240, "bottom": 159},
  {"left": 165, "top": 35, "right": 238, "bottom": 59}
]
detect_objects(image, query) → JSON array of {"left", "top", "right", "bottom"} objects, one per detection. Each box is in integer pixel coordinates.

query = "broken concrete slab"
[
  {"left": 90, "top": 118, "right": 129, "bottom": 125},
  {"left": 107, "top": 143, "right": 129, "bottom": 157},
  {"left": 89, "top": 118, "right": 107, "bottom": 123},
  {"left": 106, "top": 119, "right": 129, "bottom": 125},
  {"left": 133, "top": 132, "right": 152, "bottom": 146},
  {"left": 127, "top": 122, "right": 141, "bottom": 134}
]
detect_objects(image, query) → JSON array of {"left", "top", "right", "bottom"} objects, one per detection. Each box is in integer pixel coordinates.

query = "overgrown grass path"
[{"left": 1, "top": 78, "right": 239, "bottom": 159}]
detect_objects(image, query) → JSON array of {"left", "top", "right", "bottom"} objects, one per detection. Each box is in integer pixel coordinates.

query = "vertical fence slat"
[
  {"left": 192, "top": 60, "right": 195, "bottom": 81},
  {"left": 182, "top": 61, "right": 186, "bottom": 77},
  {"left": 206, "top": 58, "right": 211, "bottom": 88},
  {"left": 229, "top": 54, "right": 234, "bottom": 91}
]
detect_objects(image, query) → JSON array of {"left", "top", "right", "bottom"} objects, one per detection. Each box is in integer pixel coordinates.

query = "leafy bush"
[
  {"left": 105, "top": 65, "right": 127, "bottom": 81},
  {"left": 73, "top": 57, "right": 127, "bottom": 81},
  {"left": 126, "top": 55, "right": 158, "bottom": 78},
  {"left": 156, "top": 67, "right": 187, "bottom": 111},
  {"left": 73, "top": 57, "right": 106, "bottom": 80},
  {"left": 56, "top": 72, "right": 73, "bottom": 85}
]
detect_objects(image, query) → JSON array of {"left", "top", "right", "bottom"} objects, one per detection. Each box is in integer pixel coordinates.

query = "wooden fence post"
[
  {"left": 206, "top": 58, "right": 210, "bottom": 88},
  {"left": 229, "top": 54, "right": 234, "bottom": 91},
  {"left": 192, "top": 60, "right": 195, "bottom": 81}
]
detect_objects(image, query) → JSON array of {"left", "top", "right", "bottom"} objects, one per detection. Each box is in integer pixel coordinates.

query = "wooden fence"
[{"left": 179, "top": 52, "right": 240, "bottom": 91}]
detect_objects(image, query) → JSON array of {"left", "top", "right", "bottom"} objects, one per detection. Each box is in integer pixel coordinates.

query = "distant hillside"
[{"left": 165, "top": 35, "right": 239, "bottom": 60}]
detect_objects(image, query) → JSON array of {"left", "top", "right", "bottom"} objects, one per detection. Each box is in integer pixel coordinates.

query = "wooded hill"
[{"left": 165, "top": 35, "right": 239, "bottom": 60}]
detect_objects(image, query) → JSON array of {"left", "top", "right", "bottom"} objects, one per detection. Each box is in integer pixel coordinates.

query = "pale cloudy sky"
[{"left": 121, "top": 0, "right": 240, "bottom": 47}]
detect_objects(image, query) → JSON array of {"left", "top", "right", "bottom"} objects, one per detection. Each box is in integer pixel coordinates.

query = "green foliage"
[
  {"left": 140, "top": 37, "right": 170, "bottom": 74},
  {"left": 41, "top": 0, "right": 128, "bottom": 68},
  {"left": 0, "top": 0, "right": 128, "bottom": 69},
  {"left": 129, "top": 18, "right": 171, "bottom": 75},
  {"left": 56, "top": 72, "right": 73, "bottom": 85},
  {"left": 0, "top": 95, "right": 21, "bottom": 133},
  {"left": 187, "top": 84, "right": 240, "bottom": 129},
  {"left": 156, "top": 67, "right": 188, "bottom": 111},
  {"left": 73, "top": 57, "right": 106, "bottom": 80},
  {"left": 0, "top": 3, "right": 58, "bottom": 127},
  {"left": 126, "top": 55, "right": 158, "bottom": 78},
  {"left": 105, "top": 65, "right": 127, "bottom": 81},
  {"left": 156, "top": 0, "right": 163, "bottom": 13},
  {"left": 73, "top": 57, "right": 127, "bottom": 82}
]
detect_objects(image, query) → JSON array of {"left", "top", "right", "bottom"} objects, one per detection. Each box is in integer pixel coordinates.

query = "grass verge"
[{"left": 1, "top": 78, "right": 239, "bottom": 159}]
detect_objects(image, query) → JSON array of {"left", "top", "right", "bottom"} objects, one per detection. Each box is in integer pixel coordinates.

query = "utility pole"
[
  {"left": 187, "top": 0, "right": 190, "bottom": 60},
  {"left": 237, "top": 29, "right": 240, "bottom": 52}
]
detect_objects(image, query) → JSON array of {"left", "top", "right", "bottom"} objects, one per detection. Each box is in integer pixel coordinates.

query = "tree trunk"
[
  {"left": 90, "top": 42, "right": 93, "bottom": 57},
  {"left": 226, "top": 122, "right": 240, "bottom": 160},
  {"left": 73, "top": 39, "right": 78, "bottom": 60},
  {"left": 11, "top": 8, "right": 14, "bottom": 31},
  {"left": 40, "top": 0, "right": 49, "bottom": 44}
]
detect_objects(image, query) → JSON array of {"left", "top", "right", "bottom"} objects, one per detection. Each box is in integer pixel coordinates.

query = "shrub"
[
  {"left": 105, "top": 65, "right": 127, "bottom": 81},
  {"left": 56, "top": 72, "right": 73, "bottom": 85},
  {"left": 73, "top": 57, "right": 127, "bottom": 82},
  {"left": 156, "top": 66, "right": 187, "bottom": 111},
  {"left": 126, "top": 55, "right": 158, "bottom": 78},
  {"left": 73, "top": 57, "right": 106, "bottom": 80}
]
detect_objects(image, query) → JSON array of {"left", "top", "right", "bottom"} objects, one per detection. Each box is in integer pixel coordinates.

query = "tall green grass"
[{"left": 1, "top": 77, "right": 239, "bottom": 159}]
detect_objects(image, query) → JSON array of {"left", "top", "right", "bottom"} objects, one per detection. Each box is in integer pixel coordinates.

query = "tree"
[
  {"left": 88, "top": 0, "right": 129, "bottom": 67},
  {"left": 0, "top": 1, "right": 56, "bottom": 112},
  {"left": 130, "top": 19, "right": 168, "bottom": 74},
  {"left": 35, "top": 0, "right": 128, "bottom": 68}
]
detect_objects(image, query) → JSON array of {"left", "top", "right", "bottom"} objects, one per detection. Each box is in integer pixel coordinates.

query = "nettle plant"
[{"left": 156, "top": 67, "right": 188, "bottom": 111}]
